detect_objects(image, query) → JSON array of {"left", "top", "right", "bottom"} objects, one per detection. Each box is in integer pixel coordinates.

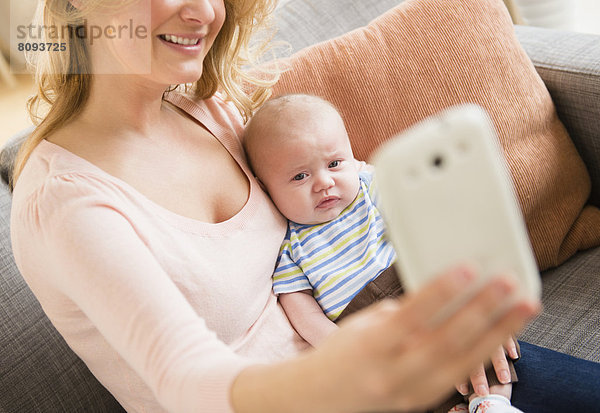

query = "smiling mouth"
[{"left": 159, "top": 34, "right": 201, "bottom": 46}]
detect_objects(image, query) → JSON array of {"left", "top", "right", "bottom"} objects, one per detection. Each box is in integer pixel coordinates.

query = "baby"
[
  {"left": 244, "top": 94, "right": 521, "bottom": 413},
  {"left": 243, "top": 94, "right": 400, "bottom": 345}
]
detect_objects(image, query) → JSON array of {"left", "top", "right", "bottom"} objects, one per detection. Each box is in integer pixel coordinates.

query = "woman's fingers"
[
  {"left": 355, "top": 265, "right": 477, "bottom": 354},
  {"left": 381, "top": 269, "right": 536, "bottom": 368},
  {"left": 321, "top": 269, "right": 540, "bottom": 412},
  {"left": 469, "top": 363, "right": 490, "bottom": 396},
  {"left": 421, "top": 276, "right": 517, "bottom": 357},
  {"left": 444, "top": 297, "right": 539, "bottom": 381},
  {"left": 396, "top": 276, "right": 539, "bottom": 403},
  {"left": 490, "top": 344, "right": 512, "bottom": 385},
  {"left": 388, "top": 266, "right": 476, "bottom": 331},
  {"left": 504, "top": 336, "right": 520, "bottom": 360},
  {"left": 456, "top": 381, "right": 470, "bottom": 396},
  {"left": 457, "top": 344, "right": 513, "bottom": 397}
]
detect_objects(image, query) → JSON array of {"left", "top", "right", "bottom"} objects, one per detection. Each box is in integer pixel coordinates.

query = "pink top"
[{"left": 10, "top": 92, "right": 309, "bottom": 413}]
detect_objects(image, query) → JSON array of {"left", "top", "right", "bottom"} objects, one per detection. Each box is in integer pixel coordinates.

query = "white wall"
[{"left": 515, "top": 0, "right": 600, "bottom": 34}]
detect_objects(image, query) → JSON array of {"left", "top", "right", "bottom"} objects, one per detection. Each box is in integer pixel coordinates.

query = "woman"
[{"left": 8, "top": 0, "right": 554, "bottom": 411}]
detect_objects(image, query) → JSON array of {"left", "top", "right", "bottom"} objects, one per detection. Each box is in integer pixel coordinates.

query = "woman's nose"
[{"left": 179, "top": 0, "right": 216, "bottom": 25}]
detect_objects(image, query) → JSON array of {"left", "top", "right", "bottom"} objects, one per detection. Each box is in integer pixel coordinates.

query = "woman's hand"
[
  {"left": 231, "top": 266, "right": 539, "bottom": 413},
  {"left": 313, "top": 267, "right": 538, "bottom": 412},
  {"left": 456, "top": 337, "right": 520, "bottom": 397}
]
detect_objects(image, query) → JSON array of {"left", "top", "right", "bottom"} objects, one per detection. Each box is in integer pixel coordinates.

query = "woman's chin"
[
  {"left": 165, "top": 71, "right": 204, "bottom": 87},
  {"left": 143, "top": 71, "right": 202, "bottom": 89}
]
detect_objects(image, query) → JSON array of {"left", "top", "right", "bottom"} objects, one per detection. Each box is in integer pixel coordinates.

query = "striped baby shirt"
[{"left": 272, "top": 171, "right": 397, "bottom": 321}]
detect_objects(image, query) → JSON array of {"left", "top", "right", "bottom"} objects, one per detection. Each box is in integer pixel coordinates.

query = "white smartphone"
[{"left": 370, "top": 104, "right": 541, "bottom": 303}]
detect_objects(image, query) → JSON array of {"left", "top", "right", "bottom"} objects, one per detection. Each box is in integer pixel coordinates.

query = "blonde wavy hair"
[{"left": 12, "top": 0, "right": 280, "bottom": 188}]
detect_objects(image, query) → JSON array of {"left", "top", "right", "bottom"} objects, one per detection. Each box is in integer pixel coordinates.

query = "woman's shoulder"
[
  {"left": 164, "top": 90, "right": 244, "bottom": 129},
  {"left": 12, "top": 140, "right": 123, "bottom": 213},
  {"left": 162, "top": 90, "right": 247, "bottom": 157}
]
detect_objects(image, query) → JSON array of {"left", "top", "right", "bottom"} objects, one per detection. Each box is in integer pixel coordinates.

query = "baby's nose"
[{"left": 314, "top": 173, "right": 335, "bottom": 192}]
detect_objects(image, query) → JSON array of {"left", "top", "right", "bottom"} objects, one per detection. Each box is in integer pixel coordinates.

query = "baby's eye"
[
  {"left": 329, "top": 160, "right": 341, "bottom": 168},
  {"left": 293, "top": 173, "right": 307, "bottom": 181}
]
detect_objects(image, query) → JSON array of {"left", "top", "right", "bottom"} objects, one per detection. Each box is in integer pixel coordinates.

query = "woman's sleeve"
[{"left": 11, "top": 173, "right": 254, "bottom": 413}]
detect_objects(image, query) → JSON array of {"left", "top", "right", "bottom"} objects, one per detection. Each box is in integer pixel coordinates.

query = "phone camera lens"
[{"left": 432, "top": 155, "right": 444, "bottom": 168}]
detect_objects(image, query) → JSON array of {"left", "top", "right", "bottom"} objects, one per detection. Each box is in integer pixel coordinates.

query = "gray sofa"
[{"left": 1, "top": 0, "right": 599, "bottom": 411}]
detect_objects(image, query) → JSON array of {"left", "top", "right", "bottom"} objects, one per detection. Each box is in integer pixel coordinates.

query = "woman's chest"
[
  {"left": 53, "top": 108, "right": 252, "bottom": 224},
  {"left": 130, "top": 193, "right": 287, "bottom": 343},
  {"left": 119, "top": 131, "right": 251, "bottom": 223}
]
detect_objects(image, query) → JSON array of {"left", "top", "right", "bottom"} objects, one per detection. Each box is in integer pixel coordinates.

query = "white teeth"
[{"left": 161, "top": 34, "right": 199, "bottom": 46}]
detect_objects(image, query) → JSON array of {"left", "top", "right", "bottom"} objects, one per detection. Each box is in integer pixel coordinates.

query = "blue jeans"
[{"left": 512, "top": 341, "right": 600, "bottom": 412}]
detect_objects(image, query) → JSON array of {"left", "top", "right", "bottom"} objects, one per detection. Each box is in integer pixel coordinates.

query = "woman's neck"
[{"left": 77, "top": 74, "right": 171, "bottom": 137}]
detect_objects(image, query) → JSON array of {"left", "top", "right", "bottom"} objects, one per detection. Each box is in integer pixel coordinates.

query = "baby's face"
[{"left": 256, "top": 113, "right": 360, "bottom": 225}]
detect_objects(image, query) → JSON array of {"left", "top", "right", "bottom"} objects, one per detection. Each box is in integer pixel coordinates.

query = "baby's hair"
[
  {"left": 243, "top": 94, "right": 342, "bottom": 173},
  {"left": 249, "top": 94, "right": 340, "bottom": 122},
  {"left": 243, "top": 94, "right": 341, "bottom": 176}
]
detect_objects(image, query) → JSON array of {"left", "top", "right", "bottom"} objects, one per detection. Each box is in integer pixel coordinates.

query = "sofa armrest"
[
  {"left": 515, "top": 25, "right": 600, "bottom": 207},
  {"left": 0, "top": 126, "right": 32, "bottom": 189}
]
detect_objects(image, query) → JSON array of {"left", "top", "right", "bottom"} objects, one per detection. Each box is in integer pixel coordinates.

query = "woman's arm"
[
  {"left": 12, "top": 175, "right": 254, "bottom": 413},
  {"left": 278, "top": 290, "right": 338, "bottom": 347},
  {"left": 232, "top": 267, "right": 540, "bottom": 413}
]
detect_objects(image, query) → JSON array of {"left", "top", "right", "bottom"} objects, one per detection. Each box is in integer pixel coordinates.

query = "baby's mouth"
[{"left": 317, "top": 196, "right": 340, "bottom": 209}]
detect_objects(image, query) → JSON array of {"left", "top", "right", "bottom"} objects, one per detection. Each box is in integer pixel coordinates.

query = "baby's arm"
[{"left": 278, "top": 290, "right": 338, "bottom": 347}]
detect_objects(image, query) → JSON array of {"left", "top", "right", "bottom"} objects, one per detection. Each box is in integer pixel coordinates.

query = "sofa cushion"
[
  {"left": 0, "top": 182, "right": 125, "bottom": 412},
  {"left": 272, "top": 0, "right": 600, "bottom": 271}
]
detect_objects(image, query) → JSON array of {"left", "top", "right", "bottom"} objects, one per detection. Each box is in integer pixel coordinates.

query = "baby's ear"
[{"left": 355, "top": 159, "right": 374, "bottom": 173}]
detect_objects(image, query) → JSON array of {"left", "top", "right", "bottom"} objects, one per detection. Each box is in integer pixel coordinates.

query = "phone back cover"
[{"left": 371, "top": 105, "right": 541, "bottom": 299}]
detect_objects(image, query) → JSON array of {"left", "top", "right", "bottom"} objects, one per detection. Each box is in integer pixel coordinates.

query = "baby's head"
[{"left": 244, "top": 94, "right": 360, "bottom": 225}]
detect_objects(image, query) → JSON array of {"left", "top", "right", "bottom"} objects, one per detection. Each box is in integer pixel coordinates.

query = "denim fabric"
[{"left": 512, "top": 341, "right": 600, "bottom": 412}]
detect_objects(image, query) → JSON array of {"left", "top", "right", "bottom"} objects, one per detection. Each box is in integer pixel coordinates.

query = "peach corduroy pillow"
[{"left": 271, "top": 0, "right": 600, "bottom": 270}]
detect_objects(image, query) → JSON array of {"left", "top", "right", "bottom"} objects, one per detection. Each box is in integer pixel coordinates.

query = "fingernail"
[
  {"left": 509, "top": 348, "right": 519, "bottom": 360},
  {"left": 495, "top": 278, "right": 515, "bottom": 297},
  {"left": 499, "top": 370, "right": 511, "bottom": 384},
  {"left": 455, "top": 266, "right": 475, "bottom": 283},
  {"left": 476, "top": 385, "right": 489, "bottom": 396},
  {"left": 458, "top": 384, "right": 469, "bottom": 395}
]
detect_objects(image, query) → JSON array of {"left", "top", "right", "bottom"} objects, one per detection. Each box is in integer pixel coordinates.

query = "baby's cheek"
[
  {"left": 287, "top": 205, "right": 311, "bottom": 224},
  {"left": 275, "top": 196, "right": 302, "bottom": 221}
]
